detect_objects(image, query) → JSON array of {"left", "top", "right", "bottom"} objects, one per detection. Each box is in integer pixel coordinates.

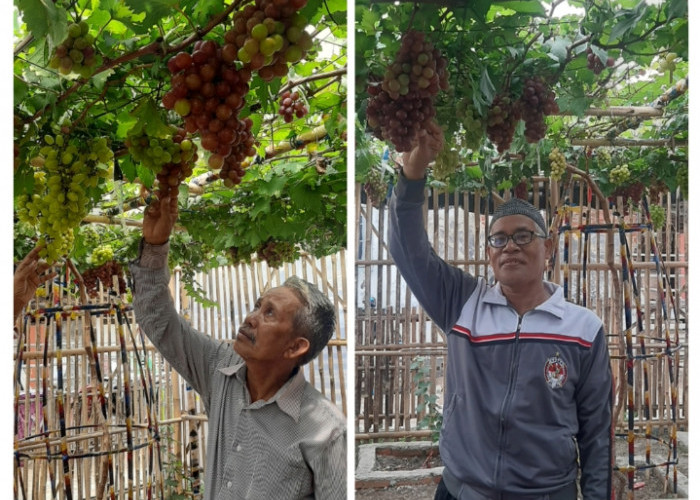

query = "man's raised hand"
[{"left": 143, "top": 195, "right": 178, "bottom": 245}]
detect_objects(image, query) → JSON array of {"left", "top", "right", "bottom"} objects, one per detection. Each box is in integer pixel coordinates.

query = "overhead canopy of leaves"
[
  {"left": 13, "top": 0, "right": 348, "bottom": 283},
  {"left": 356, "top": 0, "right": 687, "bottom": 197}
]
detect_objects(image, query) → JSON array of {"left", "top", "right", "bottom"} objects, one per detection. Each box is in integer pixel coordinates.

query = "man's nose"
[
  {"left": 503, "top": 237, "right": 520, "bottom": 251},
  {"left": 244, "top": 309, "right": 259, "bottom": 327}
]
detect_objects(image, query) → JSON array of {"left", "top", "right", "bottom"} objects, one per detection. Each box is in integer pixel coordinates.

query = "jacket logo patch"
[{"left": 544, "top": 354, "right": 567, "bottom": 389}]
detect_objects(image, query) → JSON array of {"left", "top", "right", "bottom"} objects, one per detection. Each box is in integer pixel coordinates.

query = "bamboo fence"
[
  {"left": 355, "top": 179, "right": 688, "bottom": 444},
  {"left": 13, "top": 250, "right": 347, "bottom": 500}
]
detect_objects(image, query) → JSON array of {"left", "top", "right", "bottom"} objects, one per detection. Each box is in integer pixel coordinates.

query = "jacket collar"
[
  {"left": 218, "top": 362, "right": 305, "bottom": 421},
  {"left": 483, "top": 280, "right": 566, "bottom": 319}
]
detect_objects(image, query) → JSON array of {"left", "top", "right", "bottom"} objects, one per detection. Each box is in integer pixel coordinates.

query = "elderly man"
[
  {"left": 130, "top": 195, "right": 346, "bottom": 500},
  {"left": 388, "top": 131, "right": 612, "bottom": 500}
]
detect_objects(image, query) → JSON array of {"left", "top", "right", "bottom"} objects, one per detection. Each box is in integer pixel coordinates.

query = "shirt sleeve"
[
  {"left": 129, "top": 239, "right": 232, "bottom": 412},
  {"left": 308, "top": 425, "right": 346, "bottom": 500},
  {"left": 576, "top": 326, "right": 614, "bottom": 498},
  {"left": 388, "top": 171, "right": 479, "bottom": 332}
]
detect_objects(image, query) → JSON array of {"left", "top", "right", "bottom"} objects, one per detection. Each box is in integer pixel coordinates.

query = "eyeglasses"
[{"left": 487, "top": 230, "right": 546, "bottom": 248}]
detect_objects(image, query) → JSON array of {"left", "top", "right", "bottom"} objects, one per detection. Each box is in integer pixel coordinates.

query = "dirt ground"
[{"left": 356, "top": 436, "right": 688, "bottom": 499}]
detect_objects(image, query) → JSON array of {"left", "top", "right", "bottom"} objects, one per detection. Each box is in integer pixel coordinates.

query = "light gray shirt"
[{"left": 130, "top": 241, "right": 347, "bottom": 500}]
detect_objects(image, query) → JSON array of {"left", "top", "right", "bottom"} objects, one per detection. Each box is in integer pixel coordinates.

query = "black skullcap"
[{"left": 491, "top": 198, "right": 547, "bottom": 235}]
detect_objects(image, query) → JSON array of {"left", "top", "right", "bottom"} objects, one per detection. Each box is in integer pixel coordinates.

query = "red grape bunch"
[
  {"left": 82, "top": 261, "right": 127, "bottom": 298},
  {"left": 486, "top": 94, "right": 521, "bottom": 154},
  {"left": 224, "top": 0, "right": 313, "bottom": 82},
  {"left": 586, "top": 47, "right": 615, "bottom": 75},
  {"left": 365, "top": 31, "right": 449, "bottom": 152},
  {"left": 518, "top": 77, "right": 559, "bottom": 143},
  {"left": 49, "top": 21, "right": 99, "bottom": 78},
  {"left": 257, "top": 239, "right": 298, "bottom": 268},
  {"left": 162, "top": 40, "right": 256, "bottom": 182},
  {"left": 278, "top": 90, "right": 308, "bottom": 123}
]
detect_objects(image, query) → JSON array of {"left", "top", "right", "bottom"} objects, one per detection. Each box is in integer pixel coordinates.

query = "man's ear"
[{"left": 285, "top": 336, "right": 310, "bottom": 361}]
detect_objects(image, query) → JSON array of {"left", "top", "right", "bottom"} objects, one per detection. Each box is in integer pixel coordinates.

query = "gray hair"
[{"left": 282, "top": 276, "right": 336, "bottom": 366}]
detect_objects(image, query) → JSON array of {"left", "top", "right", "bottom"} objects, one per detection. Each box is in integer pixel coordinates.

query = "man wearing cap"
[{"left": 388, "top": 130, "right": 612, "bottom": 500}]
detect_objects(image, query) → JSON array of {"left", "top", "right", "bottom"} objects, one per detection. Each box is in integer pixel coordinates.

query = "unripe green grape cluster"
[
  {"left": 609, "top": 164, "right": 631, "bottom": 185},
  {"left": 363, "top": 167, "right": 388, "bottom": 208},
  {"left": 675, "top": 164, "right": 688, "bottom": 198},
  {"left": 596, "top": 148, "right": 612, "bottom": 165},
  {"left": 658, "top": 52, "right": 677, "bottom": 73},
  {"left": 456, "top": 99, "right": 484, "bottom": 151},
  {"left": 225, "top": 0, "right": 312, "bottom": 82},
  {"left": 432, "top": 144, "right": 460, "bottom": 182},
  {"left": 16, "top": 134, "right": 113, "bottom": 264},
  {"left": 90, "top": 244, "right": 114, "bottom": 267},
  {"left": 548, "top": 148, "right": 566, "bottom": 181},
  {"left": 48, "top": 21, "right": 100, "bottom": 78},
  {"left": 648, "top": 204, "right": 665, "bottom": 230},
  {"left": 154, "top": 128, "right": 199, "bottom": 198},
  {"left": 126, "top": 124, "right": 197, "bottom": 174}
]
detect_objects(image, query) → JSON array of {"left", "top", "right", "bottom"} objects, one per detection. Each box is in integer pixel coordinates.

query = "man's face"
[
  {"left": 486, "top": 214, "right": 551, "bottom": 289},
  {"left": 234, "top": 287, "right": 304, "bottom": 363}
]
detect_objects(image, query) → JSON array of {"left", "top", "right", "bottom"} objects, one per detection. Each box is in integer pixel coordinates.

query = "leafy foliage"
[
  {"left": 13, "top": 0, "right": 347, "bottom": 291},
  {"left": 356, "top": 0, "right": 687, "bottom": 199}
]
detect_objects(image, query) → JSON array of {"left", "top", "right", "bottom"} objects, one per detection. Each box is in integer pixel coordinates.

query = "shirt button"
[{"left": 227, "top": 481, "right": 233, "bottom": 488}]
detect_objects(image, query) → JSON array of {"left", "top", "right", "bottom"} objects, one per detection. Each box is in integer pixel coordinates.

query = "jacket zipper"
[{"left": 493, "top": 314, "right": 523, "bottom": 487}]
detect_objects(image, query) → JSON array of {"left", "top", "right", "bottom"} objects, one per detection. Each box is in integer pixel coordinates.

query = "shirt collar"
[
  {"left": 484, "top": 281, "right": 566, "bottom": 318},
  {"left": 217, "top": 362, "right": 306, "bottom": 421}
]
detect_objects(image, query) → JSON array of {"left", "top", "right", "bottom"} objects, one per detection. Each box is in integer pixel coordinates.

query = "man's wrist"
[{"left": 137, "top": 238, "right": 170, "bottom": 269}]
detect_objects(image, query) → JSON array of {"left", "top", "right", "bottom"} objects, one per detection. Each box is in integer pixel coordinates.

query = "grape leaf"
[
  {"left": 479, "top": 68, "right": 496, "bottom": 104},
  {"left": 16, "top": 0, "right": 68, "bottom": 49},
  {"left": 492, "top": 0, "right": 546, "bottom": 17},
  {"left": 124, "top": 0, "right": 179, "bottom": 29},
  {"left": 14, "top": 76, "right": 28, "bottom": 107},
  {"left": 360, "top": 10, "right": 380, "bottom": 35},
  {"left": 130, "top": 99, "right": 173, "bottom": 137}
]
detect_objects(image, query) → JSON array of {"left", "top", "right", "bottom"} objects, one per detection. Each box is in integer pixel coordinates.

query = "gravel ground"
[{"left": 356, "top": 435, "right": 688, "bottom": 499}]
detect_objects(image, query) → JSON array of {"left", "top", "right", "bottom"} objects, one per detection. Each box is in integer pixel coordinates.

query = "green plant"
[
  {"left": 160, "top": 426, "right": 200, "bottom": 500},
  {"left": 410, "top": 355, "right": 442, "bottom": 442}
]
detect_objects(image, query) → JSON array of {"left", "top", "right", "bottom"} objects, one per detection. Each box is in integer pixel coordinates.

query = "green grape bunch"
[
  {"left": 548, "top": 148, "right": 566, "bottom": 181},
  {"left": 432, "top": 144, "right": 460, "bottom": 182},
  {"left": 16, "top": 134, "right": 114, "bottom": 264},
  {"left": 456, "top": 99, "right": 484, "bottom": 151},
  {"left": 609, "top": 164, "right": 631, "bottom": 185},
  {"left": 90, "top": 244, "right": 114, "bottom": 267},
  {"left": 125, "top": 123, "right": 197, "bottom": 174},
  {"left": 648, "top": 204, "right": 666, "bottom": 231},
  {"left": 596, "top": 148, "right": 612, "bottom": 165},
  {"left": 364, "top": 167, "right": 389, "bottom": 208},
  {"left": 48, "top": 21, "right": 100, "bottom": 78},
  {"left": 675, "top": 164, "right": 688, "bottom": 198}
]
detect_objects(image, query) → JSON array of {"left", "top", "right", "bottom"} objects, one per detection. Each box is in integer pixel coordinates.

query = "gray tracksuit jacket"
[{"left": 388, "top": 173, "right": 613, "bottom": 499}]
